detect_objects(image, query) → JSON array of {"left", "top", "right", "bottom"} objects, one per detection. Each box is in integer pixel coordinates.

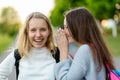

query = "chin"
[{"left": 34, "top": 45, "right": 45, "bottom": 48}]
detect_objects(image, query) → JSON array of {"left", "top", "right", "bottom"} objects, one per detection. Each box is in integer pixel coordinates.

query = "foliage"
[
  {"left": 0, "top": 33, "right": 14, "bottom": 55},
  {"left": 104, "top": 33, "right": 120, "bottom": 57},
  {"left": 50, "top": 0, "right": 69, "bottom": 26},
  {"left": 50, "top": 0, "right": 120, "bottom": 27},
  {"left": 0, "top": 6, "right": 22, "bottom": 36}
]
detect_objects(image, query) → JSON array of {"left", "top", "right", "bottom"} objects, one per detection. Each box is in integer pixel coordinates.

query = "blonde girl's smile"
[{"left": 28, "top": 18, "right": 49, "bottom": 48}]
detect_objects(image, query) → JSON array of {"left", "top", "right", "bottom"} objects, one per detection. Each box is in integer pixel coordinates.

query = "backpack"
[
  {"left": 14, "top": 48, "right": 60, "bottom": 80},
  {"left": 106, "top": 63, "right": 120, "bottom": 80}
]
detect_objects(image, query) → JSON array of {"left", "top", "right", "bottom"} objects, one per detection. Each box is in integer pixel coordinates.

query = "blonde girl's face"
[
  {"left": 64, "top": 18, "right": 75, "bottom": 43},
  {"left": 28, "top": 18, "right": 49, "bottom": 48}
]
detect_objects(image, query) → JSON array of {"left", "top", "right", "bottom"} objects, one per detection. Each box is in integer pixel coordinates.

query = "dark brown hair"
[{"left": 65, "top": 7, "right": 115, "bottom": 69}]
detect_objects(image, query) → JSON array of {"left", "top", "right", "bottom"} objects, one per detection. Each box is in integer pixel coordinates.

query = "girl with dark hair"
[{"left": 55, "top": 7, "right": 115, "bottom": 80}]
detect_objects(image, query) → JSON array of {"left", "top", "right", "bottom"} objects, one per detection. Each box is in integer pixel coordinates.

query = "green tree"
[
  {"left": 0, "top": 6, "right": 22, "bottom": 36},
  {"left": 50, "top": 0, "right": 119, "bottom": 27}
]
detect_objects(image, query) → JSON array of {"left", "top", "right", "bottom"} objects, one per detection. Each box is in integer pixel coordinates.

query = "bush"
[
  {"left": 0, "top": 33, "right": 14, "bottom": 55},
  {"left": 0, "top": 22, "right": 21, "bottom": 37}
]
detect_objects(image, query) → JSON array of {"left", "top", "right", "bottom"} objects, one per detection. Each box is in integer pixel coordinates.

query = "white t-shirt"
[{"left": 0, "top": 47, "right": 56, "bottom": 80}]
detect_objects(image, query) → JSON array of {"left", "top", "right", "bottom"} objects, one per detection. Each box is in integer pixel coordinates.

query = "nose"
[{"left": 36, "top": 30, "right": 41, "bottom": 37}]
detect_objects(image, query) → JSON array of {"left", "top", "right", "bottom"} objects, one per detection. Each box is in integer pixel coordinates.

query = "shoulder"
[
  {"left": 0, "top": 49, "right": 15, "bottom": 65},
  {"left": 80, "top": 44, "right": 90, "bottom": 49},
  {"left": 77, "top": 44, "right": 91, "bottom": 53},
  {"left": 74, "top": 44, "right": 92, "bottom": 61}
]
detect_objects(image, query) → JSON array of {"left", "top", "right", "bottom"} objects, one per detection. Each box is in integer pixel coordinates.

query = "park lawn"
[
  {"left": 0, "top": 33, "right": 14, "bottom": 55},
  {"left": 105, "top": 33, "right": 120, "bottom": 57}
]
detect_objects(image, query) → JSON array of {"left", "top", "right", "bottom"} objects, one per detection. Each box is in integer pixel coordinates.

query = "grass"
[
  {"left": 104, "top": 33, "right": 120, "bottom": 57},
  {"left": 103, "top": 27, "right": 120, "bottom": 57},
  {"left": 0, "top": 33, "right": 14, "bottom": 55}
]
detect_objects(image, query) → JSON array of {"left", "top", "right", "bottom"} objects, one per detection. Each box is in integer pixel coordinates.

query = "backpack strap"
[
  {"left": 14, "top": 49, "right": 21, "bottom": 80},
  {"left": 105, "top": 63, "right": 111, "bottom": 72},
  {"left": 53, "top": 47, "right": 60, "bottom": 63}
]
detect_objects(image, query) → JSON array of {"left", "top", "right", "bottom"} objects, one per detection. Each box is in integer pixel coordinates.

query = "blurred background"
[
  {"left": 0, "top": 0, "right": 120, "bottom": 79},
  {"left": 0, "top": 0, "right": 120, "bottom": 57}
]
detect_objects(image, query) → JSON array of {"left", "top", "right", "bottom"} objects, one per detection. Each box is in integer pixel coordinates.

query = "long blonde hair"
[{"left": 17, "top": 12, "right": 56, "bottom": 57}]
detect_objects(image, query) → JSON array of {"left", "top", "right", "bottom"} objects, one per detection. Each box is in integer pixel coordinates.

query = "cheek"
[
  {"left": 65, "top": 29, "right": 71, "bottom": 37},
  {"left": 28, "top": 32, "right": 34, "bottom": 40},
  {"left": 64, "top": 30, "right": 75, "bottom": 43},
  {"left": 45, "top": 31, "right": 50, "bottom": 38}
]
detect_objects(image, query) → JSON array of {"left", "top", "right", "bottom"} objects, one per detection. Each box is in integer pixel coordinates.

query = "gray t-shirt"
[{"left": 55, "top": 44, "right": 106, "bottom": 80}]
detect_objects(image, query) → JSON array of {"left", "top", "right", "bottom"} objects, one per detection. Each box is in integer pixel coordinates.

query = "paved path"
[{"left": 0, "top": 43, "right": 120, "bottom": 80}]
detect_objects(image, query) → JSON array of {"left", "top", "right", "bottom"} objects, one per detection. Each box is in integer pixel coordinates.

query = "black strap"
[
  {"left": 14, "top": 48, "right": 60, "bottom": 80},
  {"left": 14, "top": 49, "right": 21, "bottom": 80},
  {"left": 53, "top": 47, "right": 60, "bottom": 63}
]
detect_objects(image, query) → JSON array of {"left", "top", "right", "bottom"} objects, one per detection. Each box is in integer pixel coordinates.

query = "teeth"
[
  {"left": 35, "top": 40, "right": 42, "bottom": 42},
  {"left": 36, "top": 40, "right": 41, "bottom": 41},
  {"left": 34, "top": 38, "right": 43, "bottom": 41}
]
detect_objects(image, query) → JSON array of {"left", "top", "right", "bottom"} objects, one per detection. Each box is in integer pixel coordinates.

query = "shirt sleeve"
[
  {"left": 0, "top": 50, "right": 15, "bottom": 80},
  {"left": 55, "top": 45, "right": 91, "bottom": 80}
]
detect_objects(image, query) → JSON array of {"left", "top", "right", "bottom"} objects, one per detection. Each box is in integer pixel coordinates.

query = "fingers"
[
  {"left": 56, "top": 28, "right": 65, "bottom": 39},
  {"left": 57, "top": 28, "right": 64, "bottom": 34},
  {"left": 55, "top": 27, "right": 68, "bottom": 46}
]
